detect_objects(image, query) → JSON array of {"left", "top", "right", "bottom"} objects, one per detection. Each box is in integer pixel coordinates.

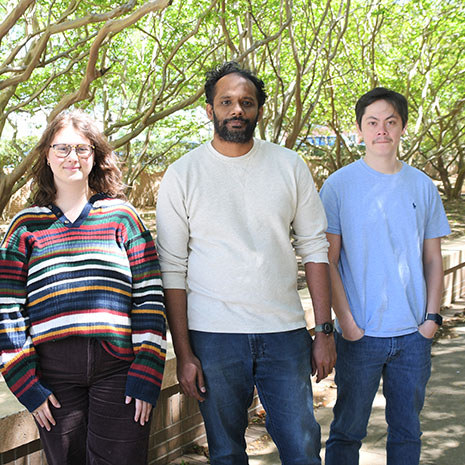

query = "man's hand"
[
  {"left": 311, "top": 333, "right": 336, "bottom": 383},
  {"left": 177, "top": 353, "right": 206, "bottom": 401},
  {"left": 32, "top": 393, "right": 61, "bottom": 431},
  {"left": 164, "top": 289, "right": 206, "bottom": 401},
  {"left": 341, "top": 321, "right": 365, "bottom": 342},
  {"left": 418, "top": 319, "right": 439, "bottom": 339}
]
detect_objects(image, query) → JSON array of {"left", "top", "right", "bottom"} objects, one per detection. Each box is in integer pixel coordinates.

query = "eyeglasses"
[{"left": 49, "top": 143, "right": 95, "bottom": 159}]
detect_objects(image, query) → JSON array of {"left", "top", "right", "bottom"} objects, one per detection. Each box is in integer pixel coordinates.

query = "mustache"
[{"left": 223, "top": 117, "right": 249, "bottom": 124}]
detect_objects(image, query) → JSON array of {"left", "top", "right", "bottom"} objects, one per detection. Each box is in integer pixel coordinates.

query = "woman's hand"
[
  {"left": 32, "top": 393, "right": 61, "bottom": 431},
  {"left": 125, "top": 396, "right": 153, "bottom": 426}
]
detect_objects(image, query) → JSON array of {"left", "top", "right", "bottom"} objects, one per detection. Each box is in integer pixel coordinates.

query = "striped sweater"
[{"left": 0, "top": 194, "right": 166, "bottom": 412}]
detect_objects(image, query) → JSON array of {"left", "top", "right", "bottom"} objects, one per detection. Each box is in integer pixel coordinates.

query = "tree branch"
[
  {"left": 48, "top": 0, "right": 172, "bottom": 121},
  {"left": 0, "top": 0, "right": 35, "bottom": 43}
]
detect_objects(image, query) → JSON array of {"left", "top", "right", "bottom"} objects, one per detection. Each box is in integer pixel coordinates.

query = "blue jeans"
[
  {"left": 325, "top": 331, "right": 432, "bottom": 465},
  {"left": 190, "top": 328, "right": 321, "bottom": 465}
]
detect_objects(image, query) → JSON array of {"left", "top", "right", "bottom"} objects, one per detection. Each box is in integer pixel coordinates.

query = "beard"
[{"left": 213, "top": 111, "right": 259, "bottom": 143}]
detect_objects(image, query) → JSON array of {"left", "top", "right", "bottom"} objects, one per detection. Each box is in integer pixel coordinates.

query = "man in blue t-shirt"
[{"left": 320, "top": 87, "right": 450, "bottom": 465}]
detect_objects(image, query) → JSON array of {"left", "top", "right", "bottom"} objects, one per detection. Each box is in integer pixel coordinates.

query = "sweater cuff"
[
  {"left": 18, "top": 380, "right": 53, "bottom": 413},
  {"left": 160, "top": 271, "right": 187, "bottom": 289},
  {"left": 125, "top": 375, "right": 161, "bottom": 407},
  {"left": 301, "top": 252, "right": 329, "bottom": 264}
]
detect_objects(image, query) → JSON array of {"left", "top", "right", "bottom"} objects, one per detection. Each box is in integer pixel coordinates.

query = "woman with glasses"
[{"left": 0, "top": 110, "right": 166, "bottom": 465}]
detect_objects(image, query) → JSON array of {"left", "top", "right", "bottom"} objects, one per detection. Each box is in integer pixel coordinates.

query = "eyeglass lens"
[{"left": 51, "top": 144, "right": 94, "bottom": 158}]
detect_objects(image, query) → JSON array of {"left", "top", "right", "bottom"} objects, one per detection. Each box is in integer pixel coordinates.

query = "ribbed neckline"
[
  {"left": 206, "top": 138, "right": 260, "bottom": 163},
  {"left": 49, "top": 193, "right": 106, "bottom": 228}
]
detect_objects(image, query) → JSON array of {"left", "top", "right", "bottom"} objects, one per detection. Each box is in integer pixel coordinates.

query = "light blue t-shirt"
[{"left": 320, "top": 159, "right": 451, "bottom": 337}]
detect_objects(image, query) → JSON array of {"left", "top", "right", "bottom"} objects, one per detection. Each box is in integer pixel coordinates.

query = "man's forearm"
[
  {"left": 325, "top": 232, "right": 358, "bottom": 333},
  {"left": 425, "top": 263, "right": 444, "bottom": 315},
  {"left": 328, "top": 261, "right": 357, "bottom": 330},
  {"left": 424, "top": 242, "right": 444, "bottom": 315},
  {"left": 164, "top": 288, "right": 207, "bottom": 400},
  {"left": 304, "top": 261, "right": 331, "bottom": 324},
  {"left": 164, "top": 288, "right": 193, "bottom": 359},
  {"left": 304, "top": 261, "right": 336, "bottom": 382}
]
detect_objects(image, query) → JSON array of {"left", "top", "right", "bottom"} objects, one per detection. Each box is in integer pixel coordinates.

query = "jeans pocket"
[
  {"left": 335, "top": 331, "right": 365, "bottom": 352},
  {"left": 338, "top": 331, "right": 365, "bottom": 343},
  {"left": 415, "top": 330, "right": 434, "bottom": 343}
]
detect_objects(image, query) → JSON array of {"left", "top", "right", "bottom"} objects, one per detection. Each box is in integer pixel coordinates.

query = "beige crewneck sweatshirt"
[{"left": 156, "top": 138, "right": 328, "bottom": 333}]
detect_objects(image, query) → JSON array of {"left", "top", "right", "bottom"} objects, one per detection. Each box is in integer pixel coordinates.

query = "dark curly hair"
[
  {"left": 31, "top": 110, "right": 126, "bottom": 206},
  {"left": 204, "top": 61, "right": 267, "bottom": 108}
]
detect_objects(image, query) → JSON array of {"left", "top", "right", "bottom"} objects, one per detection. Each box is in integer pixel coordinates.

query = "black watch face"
[{"left": 322, "top": 322, "right": 333, "bottom": 334}]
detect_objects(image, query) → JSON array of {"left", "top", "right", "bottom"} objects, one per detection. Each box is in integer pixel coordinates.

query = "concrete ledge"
[{"left": 0, "top": 404, "right": 39, "bottom": 454}]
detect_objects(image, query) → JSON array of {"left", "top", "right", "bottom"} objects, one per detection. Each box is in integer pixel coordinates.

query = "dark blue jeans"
[
  {"left": 35, "top": 337, "right": 151, "bottom": 465},
  {"left": 190, "top": 328, "right": 321, "bottom": 465},
  {"left": 325, "top": 331, "right": 432, "bottom": 465}
]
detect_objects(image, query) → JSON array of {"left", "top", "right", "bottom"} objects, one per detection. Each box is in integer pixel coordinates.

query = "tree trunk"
[{"left": 0, "top": 152, "right": 34, "bottom": 217}]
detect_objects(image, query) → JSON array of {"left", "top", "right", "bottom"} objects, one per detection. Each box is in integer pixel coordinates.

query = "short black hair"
[
  {"left": 204, "top": 61, "right": 267, "bottom": 108},
  {"left": 355, "top": 87, "right": 408, "bottom": 129}
]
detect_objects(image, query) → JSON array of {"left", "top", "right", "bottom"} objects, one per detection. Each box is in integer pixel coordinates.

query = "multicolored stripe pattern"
[{"left": 0, "top": 196, "right": 166, "bottom": 412}]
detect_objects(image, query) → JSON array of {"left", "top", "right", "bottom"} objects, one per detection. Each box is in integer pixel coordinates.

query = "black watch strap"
[{"left": 426, "top": 313, "right": 443, "bottom": 326}]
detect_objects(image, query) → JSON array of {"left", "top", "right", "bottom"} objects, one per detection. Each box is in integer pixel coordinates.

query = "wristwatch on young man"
[
  {"left": 314, "top": 322, "right": 334, "bottom": 334},
  {"left": 426, "top": 313, "right": 443, "bottom": 326}
]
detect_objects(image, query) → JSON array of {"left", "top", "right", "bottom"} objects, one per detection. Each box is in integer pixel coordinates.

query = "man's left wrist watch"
[
  {"left": 314, "top": 322, "right": 334, "bottom": 335},
  {"left": 426, "top": 313, "right": 443, "bottom": 326}
]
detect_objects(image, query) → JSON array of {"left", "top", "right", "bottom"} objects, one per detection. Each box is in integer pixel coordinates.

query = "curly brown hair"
[{"left": 31, "top": 110, "right": 126, "bottom": 206}]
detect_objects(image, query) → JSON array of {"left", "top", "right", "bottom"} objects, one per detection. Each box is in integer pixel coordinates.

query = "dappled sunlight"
[{"left": 421, "top": 319, "right": 465, "bottom": 464}]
